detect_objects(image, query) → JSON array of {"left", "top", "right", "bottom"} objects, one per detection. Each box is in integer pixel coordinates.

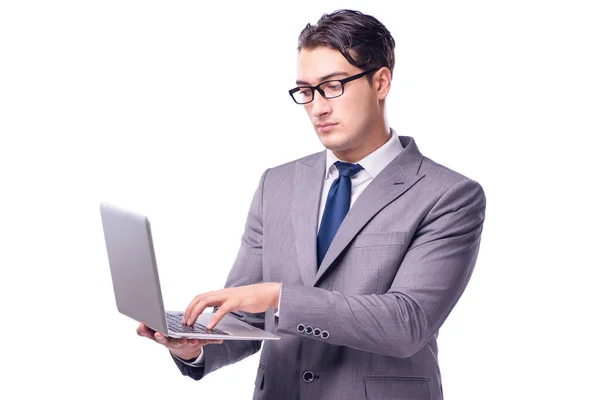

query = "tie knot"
[{"left": 335, "top": 161, "right": 363, "bottom": 177}]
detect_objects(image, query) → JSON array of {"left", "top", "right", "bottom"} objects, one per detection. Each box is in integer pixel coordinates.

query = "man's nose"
[{"left": 310, "top": 90, "right": 331, "bottom": 118}]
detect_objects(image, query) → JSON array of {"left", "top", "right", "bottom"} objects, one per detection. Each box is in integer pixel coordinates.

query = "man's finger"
[
  {"left": 171, "top": 338, "right": 187, "bottom": 348},
  {"left": 206, "top": 302, "right": 230, "bottom": 330},
  {"left": 154, "top": 331, "right": 166, "bottom": 343},
  {"left": 197, "top": 339, "right": 224, "bottom": 346},
  {"left": 186, "top": 301, "right": 208, "bottom": 326},
  {"left": 183, "top": 294, "right": 204, "bottom": 323},
  {"left": 154, "top": 332, "right": 178, "bottom": 348},
  {"left": 137, "top": 323, "right": 155, "bottom": 339},
  {"left": 187, "top": 294, "right": 223, "bottom": 325},
  {"left": 156, "top": 332, "right": 181, "bottom": 346}
]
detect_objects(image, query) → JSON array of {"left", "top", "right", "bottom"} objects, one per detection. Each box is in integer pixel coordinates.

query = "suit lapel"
[
  {"left": 291, "top": 152, "right": 326, "bottom": 286},
  {"left": 313, "top": 135, "right": 426, "bottom": 286}
]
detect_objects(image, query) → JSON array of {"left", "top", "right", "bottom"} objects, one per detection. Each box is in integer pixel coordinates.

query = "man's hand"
[
  {"left": 183, "top": 282, "right": 282, "bottom": 330},
  {"left": 136, "top": 323, "right": 223, "bottom": 361}
]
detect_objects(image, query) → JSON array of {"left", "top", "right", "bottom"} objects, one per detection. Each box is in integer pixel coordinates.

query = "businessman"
[{"left": 137, "top": 9, "right": 486, "bottom": 400}]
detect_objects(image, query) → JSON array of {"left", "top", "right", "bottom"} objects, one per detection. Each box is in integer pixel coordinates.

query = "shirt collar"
[{"left": 325, "top": 128, "right": 403, "bottom": 179}]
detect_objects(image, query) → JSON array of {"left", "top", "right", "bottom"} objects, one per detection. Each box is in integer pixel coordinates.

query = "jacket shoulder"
[
  {"left": 264, "top": 151, "right": 323, "bottom": 178},
  {"left": 420, "top": 156, "right": 483, "bottom": 189}
]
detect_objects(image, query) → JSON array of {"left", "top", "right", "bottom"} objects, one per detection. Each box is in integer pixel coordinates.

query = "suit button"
[
  {"left": 296, "top": 324, "right": 305, "bottom": 333},
  {"left": 302, "top": 370, "right": 314, "bottom": 383},
  {"left": 321, "top": 330, "right": 329, "bottom": 339},
  {"left": 313, "top": 328, "right": 321, "bottom": 336},
  {"left": 305, "top": 326, "right": 313, "bottom": 334}
]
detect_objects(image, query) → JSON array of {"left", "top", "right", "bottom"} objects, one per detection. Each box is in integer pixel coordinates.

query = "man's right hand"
[{"left": 136, "top": 322, "right": 223, "bottom": 361}]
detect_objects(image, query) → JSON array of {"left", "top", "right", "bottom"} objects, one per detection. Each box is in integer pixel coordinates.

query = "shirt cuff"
[
  {"left": 173, "top": 348, "right": 204, "bottom": 366},
  {"left": 274, "top": 283, "right": 282, "bottom": 317}
]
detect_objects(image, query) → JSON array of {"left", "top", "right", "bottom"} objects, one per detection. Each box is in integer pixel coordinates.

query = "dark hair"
[{"left": 297, "top": 9, "right": 396, "bottom": 84}]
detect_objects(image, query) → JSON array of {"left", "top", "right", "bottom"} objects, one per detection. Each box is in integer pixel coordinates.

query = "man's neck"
[{"left": 333, "top": 127, "right": 391, "bottom": 163}]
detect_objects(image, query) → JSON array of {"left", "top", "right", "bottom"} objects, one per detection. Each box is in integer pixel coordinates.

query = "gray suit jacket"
[{"left": 173, "top": 135, "right": 486, "bottom": 400}]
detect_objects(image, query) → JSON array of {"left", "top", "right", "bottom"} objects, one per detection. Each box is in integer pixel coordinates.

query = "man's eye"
[
  {"left": 300, "top": 89, "right": 312, "bottom": 96},
  {"left": 328, "top": 84, "right": 341, "bottom": 91}
]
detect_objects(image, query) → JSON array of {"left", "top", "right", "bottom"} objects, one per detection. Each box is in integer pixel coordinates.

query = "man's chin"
[{"left": 316, "top": 131, "right": 348, "bottom": 151}]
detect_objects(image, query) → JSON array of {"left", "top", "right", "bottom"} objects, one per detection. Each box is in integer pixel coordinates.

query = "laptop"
[{"left": 99, "top": 201, "right": 281, "bottom": 341}]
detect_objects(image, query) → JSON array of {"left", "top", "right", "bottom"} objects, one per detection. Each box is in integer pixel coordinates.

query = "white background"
[{"left": 1, "top": 1, "right": 598, "bottom": 399}]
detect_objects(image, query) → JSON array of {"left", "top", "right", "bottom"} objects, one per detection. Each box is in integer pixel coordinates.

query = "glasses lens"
[
  {"left": 321, "top": 81, "right": 343, "bottom": 98},
  {"left": 293, "top": 88, "right": 313, "bottom": 104}
]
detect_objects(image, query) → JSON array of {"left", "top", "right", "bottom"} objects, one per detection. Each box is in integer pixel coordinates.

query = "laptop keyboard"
[{"left": 166, "top": 312, "right": 229, "bottom": 335}]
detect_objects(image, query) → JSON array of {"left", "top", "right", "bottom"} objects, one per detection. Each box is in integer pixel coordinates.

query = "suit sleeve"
[
  {"left": 275, "top": 178, "right": 486, "bottom": 358},
  {"left": 172, "top": 169, "right": 270, "bottom": 380}
]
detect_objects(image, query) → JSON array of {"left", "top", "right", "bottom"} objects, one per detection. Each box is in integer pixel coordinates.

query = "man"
[{"left": 137, "top": 9, "right": 486, "bottom": 400}]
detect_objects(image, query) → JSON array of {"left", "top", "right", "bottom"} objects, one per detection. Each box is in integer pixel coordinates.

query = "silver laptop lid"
[{"left": 99, "top": 202, "right": 169, "bottom": 335}]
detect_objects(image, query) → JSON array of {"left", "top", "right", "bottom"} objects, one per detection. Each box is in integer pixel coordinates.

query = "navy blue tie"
[{"left": 317, "top": 161, "right": 363, "bottom": 268}]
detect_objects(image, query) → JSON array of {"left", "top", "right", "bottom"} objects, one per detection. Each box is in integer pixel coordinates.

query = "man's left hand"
[{"left": 183, "top": 282, "right": 282, "bottom": 330}]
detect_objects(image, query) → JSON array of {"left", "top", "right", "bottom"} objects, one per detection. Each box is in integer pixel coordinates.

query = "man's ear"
[{"left": 374, "top": 67, "right": 392, "bottom": 100}]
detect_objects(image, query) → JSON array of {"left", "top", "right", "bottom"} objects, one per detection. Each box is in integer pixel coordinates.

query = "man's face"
[{"left": 296, "top": 46, "right": 382, "bottom": 155}]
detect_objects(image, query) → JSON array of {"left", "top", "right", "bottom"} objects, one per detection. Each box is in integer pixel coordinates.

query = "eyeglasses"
[{"left": 288, "top": 68, "right": 378, "bottom": 105}]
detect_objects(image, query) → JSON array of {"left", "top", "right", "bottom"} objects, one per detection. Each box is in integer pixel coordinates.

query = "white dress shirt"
[{"left": 177, "top": 129, "right": 403, "bottom": 366}]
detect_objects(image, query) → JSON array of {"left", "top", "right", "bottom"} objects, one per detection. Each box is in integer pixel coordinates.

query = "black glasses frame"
[{"left": 288, "top": 68, "right": 378, "bottom": 104}]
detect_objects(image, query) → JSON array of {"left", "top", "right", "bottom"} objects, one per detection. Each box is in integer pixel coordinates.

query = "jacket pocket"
[
  {"left": 354, "top": 231, "right": 407, "bottom": 248},
  {"left": 254, "top": 364, "right": 265, "bottom": 390},
  {"left": 364, "top": 376, "right": 430, "bottom": 400}
]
